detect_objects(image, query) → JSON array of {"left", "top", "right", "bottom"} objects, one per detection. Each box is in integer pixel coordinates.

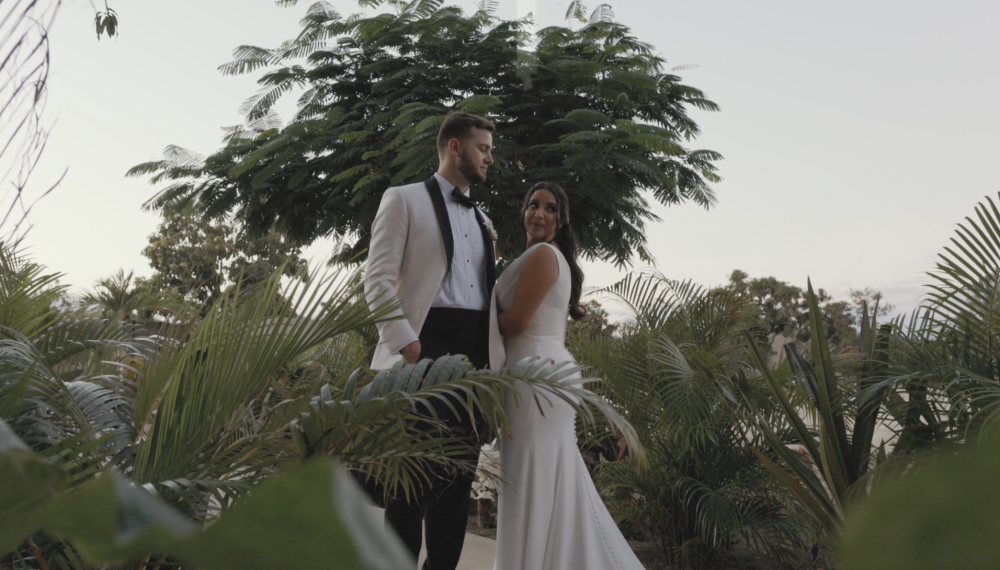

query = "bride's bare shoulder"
[
  {"left": 523, "top": 243, "right": 559, "bottom": 270},
  {"left": 498, "top": 244, "right": 560, "bottom": 337}
]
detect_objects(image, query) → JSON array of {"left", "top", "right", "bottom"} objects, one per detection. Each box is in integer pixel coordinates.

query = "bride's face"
[{"left": 523, "top": 189, "right": 560, "bottom": 246}]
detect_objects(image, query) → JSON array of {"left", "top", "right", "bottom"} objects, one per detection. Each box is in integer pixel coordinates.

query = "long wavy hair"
[{"left": 520, "top": 182, "right": 587, "bottom": 321}]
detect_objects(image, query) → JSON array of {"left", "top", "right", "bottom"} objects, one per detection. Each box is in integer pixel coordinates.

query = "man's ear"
[{"left": 447, "top": 137, "right": 462, "bottom": 157}]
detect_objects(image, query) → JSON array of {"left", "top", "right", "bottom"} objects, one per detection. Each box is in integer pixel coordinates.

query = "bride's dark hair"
[{"left": 520, "top": 182, "right": 587, "bottom": 321}]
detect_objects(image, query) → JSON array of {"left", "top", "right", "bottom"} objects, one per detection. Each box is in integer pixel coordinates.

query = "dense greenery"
[
  {"left": 733, "top": 194, "right": 1000, "bottom": 559},
  {"left": 130, "top": 0, "right": 720, "bottom": 267},
  {"left": 741, "top": 283, "right": 893, "bottom": 539},
  {"left": 11, "top": 1, "right": 1000, "bottom": 568},
  {"left": 0, "top": 242, "right": 641, "bottom": 568},
  {"left": 0, "top": 431, "right": 413, "bottom": 570},
  {"left": 557, "top": 194, "right": 1000, "bottom": 569},
  {"left": 571, "top": 276, "right": 808, "bottom": 569},
  {"left": 841, "top": 439, "right": 1000, "bottom": 570},
  {"left": 12, "top": 188, "right": 1000, "bottom": 568}
]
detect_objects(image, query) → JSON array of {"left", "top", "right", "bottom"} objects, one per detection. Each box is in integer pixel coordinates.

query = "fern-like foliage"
[
  {"left": 867, "top": 193, "right": 1000, "bottom": 443},
  {"left": 0, "top": 242, "right": 644, "bottom": 567},
  {"left": 571, "top": 272, "right": 807, "bottom": 569}
]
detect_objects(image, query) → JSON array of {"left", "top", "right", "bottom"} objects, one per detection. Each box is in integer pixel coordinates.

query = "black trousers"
[{"left": 384, "top": 307, "right": 490, "bottom": 570}]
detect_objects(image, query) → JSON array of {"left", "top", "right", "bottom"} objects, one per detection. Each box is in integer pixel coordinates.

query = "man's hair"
[{"left": 436, "top": 112, "right": 495, "bottom": 152}]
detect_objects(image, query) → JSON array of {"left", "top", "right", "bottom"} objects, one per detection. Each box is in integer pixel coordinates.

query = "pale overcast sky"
[{"left": 18, "top": 0, "right": 1000, "bottom": 316}]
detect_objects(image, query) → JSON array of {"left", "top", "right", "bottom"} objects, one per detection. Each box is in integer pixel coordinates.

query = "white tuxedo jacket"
[{"left": 365, "top": 178, "right": 504, "bottom": 370}]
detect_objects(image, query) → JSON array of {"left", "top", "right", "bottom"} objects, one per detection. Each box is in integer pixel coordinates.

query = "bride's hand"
[{"left": 616, "top": 436, "right": 630, "bottom": 460}]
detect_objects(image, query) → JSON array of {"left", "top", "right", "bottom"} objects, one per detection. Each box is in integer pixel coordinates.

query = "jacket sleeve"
[{"left": 364, "top": 187, "right": 419, "bottom": 352}]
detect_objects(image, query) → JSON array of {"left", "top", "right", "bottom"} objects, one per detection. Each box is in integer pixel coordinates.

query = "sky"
[{"left": 14, "top": 0, "right": 1000, "bottom": 318}]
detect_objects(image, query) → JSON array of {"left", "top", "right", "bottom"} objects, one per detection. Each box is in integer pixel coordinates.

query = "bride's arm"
[{"left": 498, "top": 245, "right": 559, "bottom": 337}]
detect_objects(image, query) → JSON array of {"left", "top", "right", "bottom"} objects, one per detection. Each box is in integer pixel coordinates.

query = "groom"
[{"left": 365, "top": 111, "right": 498, "bottom": 569}]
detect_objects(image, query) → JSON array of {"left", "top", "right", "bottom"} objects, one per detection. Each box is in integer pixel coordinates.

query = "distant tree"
[
  {"left": 143, "top": 209, "right": 305, "bottom": 310},
  {"left": 727, "top": 270, "right": 804, "bottom": 342},
  {"left": 724, "top": 270, "right": 881, "bottom": 350},
  {"left": 822, "top": 298, "right": 858, "bottom": 348},
  {"left": 566, "top": 299, "right": 618, "bottom": 362},
  {"left": 82, "top": 269, "right": 186, "bottom": 323},
  {"left": 848, "top": 287, "right": 894, "bottom": 322},
  {"left": 129, "top": 0, "right": 721, "bottom": 267},
  {"left": 568, "top": 299, "right": 617, "bottom": 337}
]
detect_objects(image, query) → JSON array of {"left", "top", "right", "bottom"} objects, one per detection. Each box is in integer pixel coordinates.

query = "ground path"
[
  {"left": 427, "top": 533, "right": 495, "bottom": 570},
  {"left": 367, "top": 506, "right": 496, "bottom": 569}
]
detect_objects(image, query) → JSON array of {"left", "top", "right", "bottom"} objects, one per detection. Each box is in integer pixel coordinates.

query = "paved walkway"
[
  {"left": 368, "top": 506, "right": 497, "bottom": 570},
  {"left": 422, "top": 533, "right": 496, "bottom": 570}
]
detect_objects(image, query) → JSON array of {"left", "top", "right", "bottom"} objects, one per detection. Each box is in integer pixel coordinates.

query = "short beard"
[{"left": 457, "top": 153, "right": 486, "bottom": 185}]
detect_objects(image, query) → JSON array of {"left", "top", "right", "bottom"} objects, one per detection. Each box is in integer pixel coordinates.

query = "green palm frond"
[
  {"left": 835, "top": 194, "right": 1000, "bottom": 456},
  {"left": 0, "top": 419, "right": 415, "bottom": 570},
  {"left": 29, "top": 317, "right": 145, "bottom": 367},
  {"left": 1, "top": 329, "right": 120, "bottom": 449},
  {"left": 913, "top": 193, "right": 1000, "bottom": 433},
  {"left": 576, "top": 272, "right": 802, "bottom": 568},
  {"left": 294, "top": 354, "right": 647, "bottom": 501},
  {"left": 594, "top": 271, "right": 690, "bottom": 329},
  {"left": 0, "top": 246, "right": 65, "bottom": 339},
  {"left": 131, "top": 265, "right": 396, "bottom": 489},
  {"left": 741, "top": 281, "right": 897, "bottom": 539},
  {"left": 2, "top": 244, "right": 657, "bottom": 565}
]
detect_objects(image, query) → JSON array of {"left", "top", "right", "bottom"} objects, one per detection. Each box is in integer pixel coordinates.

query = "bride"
[{"left": 490, "top": 182, "right": 644, "bottom": 570}]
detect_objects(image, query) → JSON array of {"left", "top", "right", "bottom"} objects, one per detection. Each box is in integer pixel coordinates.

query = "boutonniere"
[{"left": 483, "top": 217, "right": 498, "bottom": 242}]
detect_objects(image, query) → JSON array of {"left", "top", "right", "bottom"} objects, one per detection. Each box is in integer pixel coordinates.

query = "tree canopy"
[{"left": 129, "top": 0, "right": 721, "bottom": 267}]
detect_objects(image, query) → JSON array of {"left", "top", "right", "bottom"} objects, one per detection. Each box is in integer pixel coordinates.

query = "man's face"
[{"left": 456, "top": 128, "right": 494, "bottom": 185}]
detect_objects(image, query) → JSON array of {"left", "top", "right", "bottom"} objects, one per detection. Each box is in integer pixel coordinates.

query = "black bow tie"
[{"left": 451, "top": 188, "right": 476, "bottom": 209}]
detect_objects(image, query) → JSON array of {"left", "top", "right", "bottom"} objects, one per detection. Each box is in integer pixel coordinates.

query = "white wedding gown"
[{"left": 492, "top": 243, "right": 644, "bottom": 570}]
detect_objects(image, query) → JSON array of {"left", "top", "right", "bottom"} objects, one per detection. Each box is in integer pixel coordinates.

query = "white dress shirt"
[{"left": 430, "top": 173, "right": 489, "bottom": 311}]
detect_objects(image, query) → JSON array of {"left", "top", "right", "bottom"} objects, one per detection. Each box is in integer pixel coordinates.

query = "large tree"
[{"left": 129, "top": 0, "right": 721, "bottom": 267}]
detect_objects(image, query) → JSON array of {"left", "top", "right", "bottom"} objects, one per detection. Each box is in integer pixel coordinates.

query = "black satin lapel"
[
  {"left": 424, "top": 176, "right": 454, "bottom": 273},
  {"left": 473, "top": 208, "right": 497, "bottom": 296}
]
